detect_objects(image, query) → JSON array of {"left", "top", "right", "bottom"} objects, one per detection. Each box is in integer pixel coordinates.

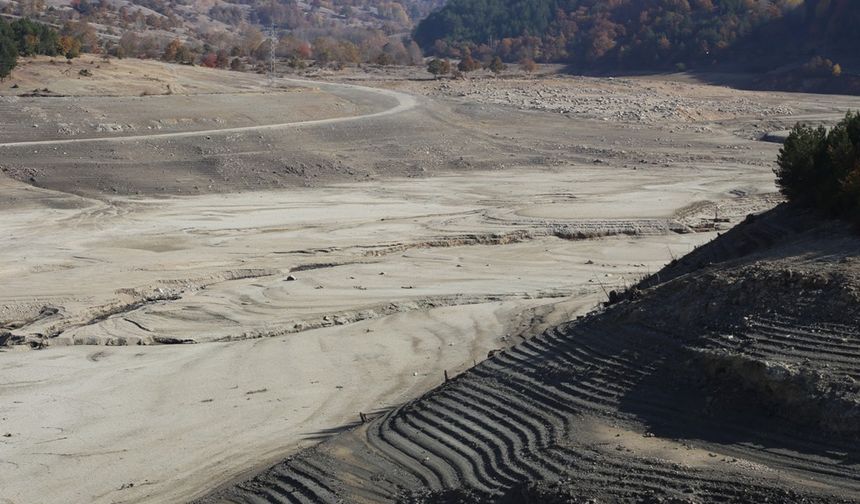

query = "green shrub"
[
  {"left": 776, "top": 112, "right": 860, "bottom": 223},
  {"left": 775, "top": 123, "right": 827, "bottom": 202}
]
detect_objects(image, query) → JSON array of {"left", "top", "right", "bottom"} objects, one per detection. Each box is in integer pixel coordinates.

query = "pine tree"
[{"left": 0, "top": 19, "right": 18, "bottom": 80}]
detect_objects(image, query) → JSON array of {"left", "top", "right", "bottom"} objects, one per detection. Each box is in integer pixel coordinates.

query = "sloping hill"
[
  {"left": 1, "top": 0, "right": 442, "bottom": 66},
  {"left": 415, "top": 0, "right": 860, "bottom": 77},
  {"left": 196, "top": 203, "right": 860, "bottom": 503}
]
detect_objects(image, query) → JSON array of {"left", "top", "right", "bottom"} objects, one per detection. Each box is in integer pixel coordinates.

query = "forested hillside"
[
  {"left": 0, "top": 17, "right": 81, "bottom": 79},
  {"left": 415, "top": 0, "right": 860, "bottom": 72},
  {"left": 0, "top": 0, "right": 442, "bottom": 68}
]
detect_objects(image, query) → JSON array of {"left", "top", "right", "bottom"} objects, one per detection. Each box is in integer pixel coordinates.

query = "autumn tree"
[
  {"left": 832, "top": 64, "right": 842, "bottom": 78},
  {"left": 162, "top": 38, "right": 182, "bottom": 62},
  {"left": 312, "top": 36, "right": 337, "bottom": 64},
  {"left": 118, "top": 31, "right": 140, "bottom": 58},
  {"left": 519, "top": 57, "right": 537, "bottom": 74},
  {"left": 277, "top": 35, "right": 310, "bottom": 59},
  {"left": 62, "top": 21, "right": 99, "bottom": 54},
  {"left": 59, "top": 35, "right": 81, "bottom": 59},
  {"left": 457, "top": 50, "right": 481, "bottom": 73},
  {"left": 380, "top": 39, "right": 408, "bottom": 65},
  {"left": 240, "top": 25, "right": 265, "bottom": 58},
  {"left": 375, "top": 52, "right": 394, "bottom": 66},
  {"left": 201, "top": 52, "right": 218, "bottom": 68},
  {"left": 339, "top": 41, "right": 361, "bottom": 65},
  {"left": 215, "top": 48, "right": 230, "bottom": 68}
]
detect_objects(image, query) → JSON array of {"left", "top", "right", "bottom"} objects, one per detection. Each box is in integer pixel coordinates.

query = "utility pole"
[
  {"left": 269, "top": 21, "right": 276, "bottom": 86},
  {"left": 268, "top": 0, "right": 276, "bottom": 87}
]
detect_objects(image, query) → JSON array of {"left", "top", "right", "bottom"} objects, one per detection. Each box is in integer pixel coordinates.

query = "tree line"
[
  {"left": 414, "top": 0, "right": 860, "bottom": 72},
  {"left": 1, "top": 17, "right": 82, "bottom": 79},
  {"left": 2, "top": 0, "right": 438, "bottom": 73}
]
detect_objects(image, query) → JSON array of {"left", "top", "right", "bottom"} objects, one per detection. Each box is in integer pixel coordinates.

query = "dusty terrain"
[
  {"left": 203, "top": 205, "right": 860, "bottom": 504},
  {"left": 1, "top": 58, "right": 858, "bottom": 504}
]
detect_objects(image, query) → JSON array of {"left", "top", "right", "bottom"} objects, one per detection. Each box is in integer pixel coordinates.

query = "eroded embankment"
[
  {"left": 1, "top": 219, "right": 697, "bottom": 348},
  {"left": 197, "top": 204, "right": 860, "bottom": 504}
]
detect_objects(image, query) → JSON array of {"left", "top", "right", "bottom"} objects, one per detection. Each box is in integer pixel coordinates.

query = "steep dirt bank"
[{"left": 198, "top": 205, "right": 859, "bottom": 503}]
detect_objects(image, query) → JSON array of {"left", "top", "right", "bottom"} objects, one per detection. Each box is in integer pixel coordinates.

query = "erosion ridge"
[
  {"left": 197, "top": 204, "right": 860, "bottom": 503},
  {"left": 1, "top": 268, "right": 279, "bottom": 346}
]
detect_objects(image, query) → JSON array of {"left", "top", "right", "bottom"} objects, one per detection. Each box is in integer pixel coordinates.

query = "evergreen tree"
[
  {"left": 487, "top": 55, "right": 506, "bottom": 74},
  {"left": 11, "top": 18, "right": 59, "bottom": 57},
  {"left": 0, "top": 19, "right": 18, "bottom": 80},
  {"left": 776, "top": 112, "right": 860, "bottom": 223},
  {"left": 427, "top": 57, "right": 450, "bottom": 78}
]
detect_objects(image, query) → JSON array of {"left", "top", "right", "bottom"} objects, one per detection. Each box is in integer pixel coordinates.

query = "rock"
[{"left": 286, "top": 275, "right": 297, "bottom": 281}]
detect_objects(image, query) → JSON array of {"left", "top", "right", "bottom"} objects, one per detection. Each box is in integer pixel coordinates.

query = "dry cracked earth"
[{"left": 0, "top": 58, "right": 858, "bottom": 504}]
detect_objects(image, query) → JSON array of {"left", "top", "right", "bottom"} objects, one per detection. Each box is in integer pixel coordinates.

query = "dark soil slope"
[{"left": 197, "top": 204, "right": 860, "bottom": 504}]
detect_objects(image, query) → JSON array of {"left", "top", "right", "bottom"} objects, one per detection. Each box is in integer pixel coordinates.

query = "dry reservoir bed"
[
  {"left": 0, "top": 166, "right": 768, "bottom": 504},
  {"left": 2, "top": 61, "right": 857, "bottom": 504}
]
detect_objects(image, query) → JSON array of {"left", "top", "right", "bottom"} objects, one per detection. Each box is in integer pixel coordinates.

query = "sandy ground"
[
  {"left": 215, "top": 205, "right": 859, "bottom": 504},
  {"left": 1, "top": 168, "right": 737, "bottom": 504},
  {"left": 1, "top": 302, "right": 547, "bottom": 504},
  {"left": 2, "top": 58, "right": 860, "bottom": 504}
]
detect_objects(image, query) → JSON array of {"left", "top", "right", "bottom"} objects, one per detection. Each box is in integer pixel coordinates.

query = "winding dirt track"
[{"left": 0, "top": 79, "right": 417, "bottom": 148}]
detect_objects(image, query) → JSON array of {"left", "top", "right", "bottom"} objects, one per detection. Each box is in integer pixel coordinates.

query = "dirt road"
[{"left": 0, "top": 77, "right": 416, "bottom": 148}]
